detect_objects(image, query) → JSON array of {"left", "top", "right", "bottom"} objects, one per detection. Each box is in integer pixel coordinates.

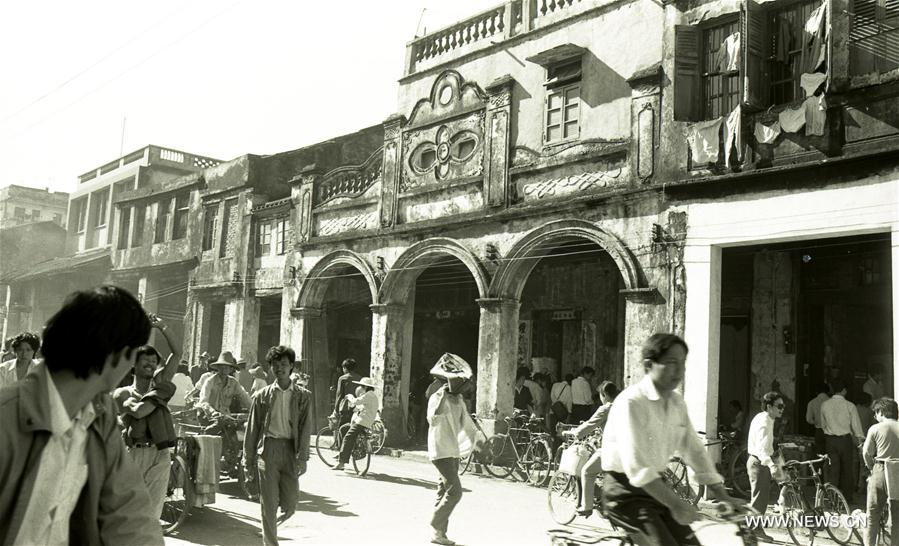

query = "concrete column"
[
  {"left": 682, "top": 243, "right": 722, "bottom": 459},
  {"left": 620, "top": 287, "right": 667, "bottom": 388},
  {"left": 370, "top": 302, "right": 412, "bottom": 446},
  {"left": 222, "top": 297, "right": 260, "bottom": 364},
  {"left": 290, "top": 306, "right": 328, "bottom": 430},
  {"left": 475, "top": 298, "right": 519, "bottom": 436},
  {"left": 893, "top": 227, "right": 899, "bottom": 398}
]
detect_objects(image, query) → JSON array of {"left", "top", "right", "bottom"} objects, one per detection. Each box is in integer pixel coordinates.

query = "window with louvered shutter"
[
  {"left": 850, "top": 0, "right": 899, "bottom": 76},
  {"left": 675, "top": 25, "right": 702, "bottom": 121}
]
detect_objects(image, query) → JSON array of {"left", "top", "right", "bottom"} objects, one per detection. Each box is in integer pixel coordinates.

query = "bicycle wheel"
[
  {"left": 315, "top": 425, "right": 341, "bottom": 468},
  {"left": 482, "top": 434, "right": 514, "bottom": 479},
  {"left": 350, "top": 439, "right": 371, "bottom": 476},
  {"left": 459, "top": 453, "right": 473, "bottom": 475},
  {"left": 818, "top": 482, "right": 855, "bottom": 544},
  {"left": 781, "top": 485, "right": 814, "bottom": 546},
  {"left": 664, "top": 458, "right": 702, "bottom": 505},
  {"left": 161, "top": 455, "right": 192, "bottom": 535},
  {"left": 369, "top": 421, "right": 387, "bottom": 454},
  {"left": 524, "top": 439, "right": 554, "bottom": 487},
  {"left": 729, "top": 449, "right": 750, "bottom": 497},
  {"left": 880, "top": 508, "right": 892, "bottom": 546},
  {"left": 547, "top": 470, "right": 579, "bottom": 525}
]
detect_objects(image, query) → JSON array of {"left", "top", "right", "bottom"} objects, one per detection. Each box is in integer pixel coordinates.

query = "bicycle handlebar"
[{"left": 784, "top": 454, "right": 830, "bottom": 469}]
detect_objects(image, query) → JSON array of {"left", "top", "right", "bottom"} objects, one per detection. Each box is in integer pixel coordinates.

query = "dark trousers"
[
  {"left": 571, "top": 404, "right": 593, "bottom": 425},
  {"left": 602, "top": 471, "right": 701, "bottom": 546},
  {"left": 825, "top": 434, "right": 855, "bottom": 499},
  {"left": 866, "top": 464, "right": 899, "bottom": 546},
  {"left": 338, "top": 423, "right": 367, "bottom": 464},
  {"left": 258, "top": 438, "right": 298, "bottom": 546},
  {"left": 814, "top": 428, "right": 826, "bottom": 456},
  {"left": 747, "top": 455, "right": 773, "bottom": 519},
  {"left": 431, "top": 457, "right": 463, "bottom": 535}
]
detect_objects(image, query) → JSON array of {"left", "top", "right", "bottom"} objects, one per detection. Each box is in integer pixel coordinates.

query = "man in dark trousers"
[
  {"left": 243, "top": 345, "right": 312, "bottom": 546},
  {"left": 332, "top": 358, "right": 361, "bottom": 430},
  {"left": 820, "top": 377, "right": 865, "bottom": 499},
  {"left": 0, "top": 285, "right": 162, "bottom": 545}
]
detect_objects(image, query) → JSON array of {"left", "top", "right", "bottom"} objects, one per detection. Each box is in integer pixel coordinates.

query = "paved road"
[{"left": 163, "top": 454, "right": 827, "bottom": 545}]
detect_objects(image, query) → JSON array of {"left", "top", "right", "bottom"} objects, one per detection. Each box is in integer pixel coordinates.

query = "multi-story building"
[
  {"left": 0, "top": 184, "right": 68, "bottom": 229},
  {"left": 2, "top": 145, "right": 220, "bottom": 338},
  {"left": 273, "top": 0, "right": 897, "bottom": 444}
]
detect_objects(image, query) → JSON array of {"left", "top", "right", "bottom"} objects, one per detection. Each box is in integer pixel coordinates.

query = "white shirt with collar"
[
  {"left": 747, "top": 411, "right": 776, "bottom": 467},
  {"left": 550, "top": 381, "right": 572, "bottom": 411},
  {"left": 820, "top": 393, "right": 864, "bottom": 439},
  {"left": 0, "top": 358, "right": 39, "bottom": 389},
  {"left": 601, "top": 375, "right": 723, "bottom": 488},
  {"left": 571, "top": 376, "right": 593, "bottom": 405},
  {"left": 15, "top": 364, "right": 96, "bottom": 546},
  {"left": 805, "top": 392, "right": 829, "bottom": 428}
]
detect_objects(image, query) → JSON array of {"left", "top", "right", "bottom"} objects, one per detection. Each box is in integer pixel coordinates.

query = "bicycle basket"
[{"left": 558, "top": 443, "right": 593, "bottom": 475}]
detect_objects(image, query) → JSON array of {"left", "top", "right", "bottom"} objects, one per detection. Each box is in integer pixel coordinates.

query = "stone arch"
[
  {"left": 296, "top": 249, "right": 380, "bottom": 309},
  {"left": 490, "top": 219, "right": 644, "bottom": 300},
  {"left": 379, "top": 237, "right": 490, "bottom": 305}
]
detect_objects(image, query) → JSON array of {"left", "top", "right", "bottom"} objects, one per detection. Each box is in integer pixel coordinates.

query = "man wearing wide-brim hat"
[
  {"left": 197, "top": 351, "right": 251, "bottom": 427},
  {"left": 333, "top": 377, "right": 380, "bottom": 471}
]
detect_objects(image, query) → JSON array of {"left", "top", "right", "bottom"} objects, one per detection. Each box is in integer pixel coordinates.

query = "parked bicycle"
[
  {"left": 479, "top": 411, "right": 554, "bottom": 486},
  {"left": 314, "top": 417, "right": 372, "bottom": 476},
  {"left": 778, "top": 454, "right": 856, "bottom": 545},
  {"left": 705, "top": 426, "right": 750, "bottom": 497}
]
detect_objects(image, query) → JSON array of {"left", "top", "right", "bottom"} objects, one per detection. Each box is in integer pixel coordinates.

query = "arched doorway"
[{"left": 296, "top": 251, "right": 379, "bottom": 427}]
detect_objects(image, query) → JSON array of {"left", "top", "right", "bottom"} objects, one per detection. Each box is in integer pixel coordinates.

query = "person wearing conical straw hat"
[
  {"left": 427, "top": 353, "right": 483, "bottom": 545},
  {"left": 333, "top": 377, "right": 379, "bottom": 471}
]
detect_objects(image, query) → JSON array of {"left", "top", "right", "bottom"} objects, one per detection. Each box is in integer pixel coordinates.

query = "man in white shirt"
[
  {"left": 820, "top": 377, "right": 865, "bottom": 499},
  {"left": 571, "top": 367, "right": 595, "bottom": 424},
  {"left": 863, "top": 370, "right": 886, "bottom": 401},
  {"left": 550, "top": 374, "right": 573, "bottom": 419},
  {"left": 746, "top": 391, "right": 785, "bottom": 542},
  {"left": 805, "top": 382, "right": 830, "bottom": 455},
  {"left": 601, "top": 333, "right": 738, "bottom": 545},
  {"left": 169, "top": 361, "right": 194, "bottom": 409},
  {"left": 334, "top": 377, "right": 380, "bottom": 471}
]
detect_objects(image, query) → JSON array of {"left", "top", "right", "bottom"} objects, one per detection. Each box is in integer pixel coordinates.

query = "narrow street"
[{"left": 164, "top": 454, "right": 772, "bottom": 546}]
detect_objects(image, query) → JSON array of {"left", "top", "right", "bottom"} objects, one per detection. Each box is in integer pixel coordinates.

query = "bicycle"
[
  {"left": 458, "top": 413, "right": 491, "bottom": 476},
  {"left": 871, "top": 457, "right": 895, "bottom": 546},
  {"left": 663, "top": 456, "right": 703, "bottom": 505},
  {"left": 314, "top": 419, "right": 372, "bottom": 476},
  {"left": 161, "top": 437, "right": 193, "bottom": 535},
  {"left": 778, "top": 454, "right": 856, "bottom": 545},
  {"left": 480, "top": 411, "right": 554, "bottom": 486},
  {"left": 705, "top": 426, "right": 750, "bottom": 497},
  {"left": 369, "top": 411, "right": 388, "bottom": 454}
]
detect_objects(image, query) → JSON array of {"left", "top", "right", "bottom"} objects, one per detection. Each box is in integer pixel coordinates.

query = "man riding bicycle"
[
  {"left": 197, "top": 352, "right": 252, "bottom": 438},
  {"left": 601, "top": 333, "right": 741, "bottom": 545}
]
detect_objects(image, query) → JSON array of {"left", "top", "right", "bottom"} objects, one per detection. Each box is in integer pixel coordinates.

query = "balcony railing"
[{"left": 405, "top": 0, "right": 595, "bottom": 75}]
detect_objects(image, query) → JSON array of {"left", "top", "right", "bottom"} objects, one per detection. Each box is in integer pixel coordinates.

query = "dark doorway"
[
  {"left": 207, "top": 302, "right": 225, "bottom": 358},
  {"left": 256, "top": 296, "right": 282, "bottom": 365}
]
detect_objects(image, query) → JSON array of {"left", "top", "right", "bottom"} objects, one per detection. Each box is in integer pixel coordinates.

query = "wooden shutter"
[
  {"left": 674, "top": 25, "right": 701, "bottom": 121},
  {"left": 742, "top": 0, "right": 769, "bottom": 110}
]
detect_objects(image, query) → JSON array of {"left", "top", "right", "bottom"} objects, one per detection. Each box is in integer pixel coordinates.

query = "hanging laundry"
[
  {"left": 805, "top": 3, "right": 826, "bottom": 35},
  {"left": 801, "top": 2, "right": 827, "bottom": 73},
  {"left": 800, "top": 72, "right": 827, "bottom": 97},
  {"left": 724, "top": 105, "right": 742, "bottom": 166},
  {"left": 686, "top": 117, "right": 724, "bottom": 164},
  {"left": 805, "top": 95, "right": 827, "bottom": 136},
  {"left": 779, "top": 103, "right": 806, "bottom": 133},
  {"left": 718, "top": 32, "right": 741, "bottom": 73},
  {"left": 754, "top": 120, "right": 782, "bottom": 144},
  {"left": 775, "top": 18, "right": 795, "bottom": 64}
]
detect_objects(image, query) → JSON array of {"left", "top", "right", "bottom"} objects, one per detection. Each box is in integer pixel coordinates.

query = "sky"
[{"left": 0, "top": 0, "right": 496, "bottom": 194}]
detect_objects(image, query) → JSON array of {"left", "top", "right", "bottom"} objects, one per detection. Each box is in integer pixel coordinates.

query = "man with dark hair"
[
  {"left": 0, "top": 285, "right": 162, "bottom": 545},
  {"left": 863, "top": 397, "right": 899, "bottom": 546},
  {"left": 113, "top": 315, "right": 180, "bottom": 522},
  {"left": 0, "top": 331, "right": 41, "bottom": 388},
  {"left": 332, "top": 357, "right": 361, "bottom": 430},
  {"left": 571, "top": 367, "right": 595, "bottom": 424},
  {"left": 746, "top": 391, "right": 785, "bottom": 541},
  {"left": 820, "top": 377, "right": 865, "bottom": 499},
  {"left": 806, "top": 382, "right": 831, "bottom": 455},
  {"left": 601, "top": 333, "right": 738, "bottom": 545},
  {"left": 513, "top": 367, "right": 534, "bottom": 413},
  {"left": 243, "top": 345, "right": 312, "bottom": 546}
]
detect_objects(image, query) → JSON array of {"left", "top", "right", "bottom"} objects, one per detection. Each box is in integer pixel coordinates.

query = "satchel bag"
[
  {"left": 558, "top": 442, "right": 593, "bottom": 475},
  {"left": 551, "top": 384, "right": 570, "bottom": 420}
]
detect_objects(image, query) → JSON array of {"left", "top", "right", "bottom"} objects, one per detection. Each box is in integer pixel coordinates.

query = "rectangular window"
[
  {"left": 32, "top": 209, "right": 40, "bottom": 220},
  {"left": 219, "top": 198, "right": 236, "bottom": 258},
  {"left": 202, "top": 205, "right": 218, "bottom": 251},
  {"left": 154, "top": 197, "right": 171, "bottom": 243},
  {"left": 257, "top": 222, "right": 272, "bottom": 257},
  {"left": 768, "top": 0, "right": 823, "bottom": 105},
  {"left": 93, "top": 189, "right": 109, "bottom": 228},
  {"left": 132, "top": 205, "right": 146, "bottom": 247},
  {"left": 275, "top": 218, "right": 288, "bottom": 255},
  {"left": 53, "top": 213, "right": 62, "bottom": 226},
  {"left": 701, "top": 20, "right": 742, "bottom": 120},
  {"left": 544, "top": 59, "right": 581, "bottom": 143},
  {"left": 14, "top": 207, "right": 25, "bottom": 220},
  {"left": 172, "top": 193, "right": 190, "bottom": 240},
  {"left": 74, "top": 199, "right": 88, "bottom": 232},
  {"left": 118, "top": 207, "right": 131, "bottom": 249},
  {"left": 850, "top": 0, "right": 899, "bottom": 77}
]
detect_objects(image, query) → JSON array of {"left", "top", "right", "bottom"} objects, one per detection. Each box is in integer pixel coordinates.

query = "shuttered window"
[
  {"left": 850, "top": 0, "right": 899, "bottom": 76},
  {"left": 702, "top": 20, "right": 742, "bottom": 119}
]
